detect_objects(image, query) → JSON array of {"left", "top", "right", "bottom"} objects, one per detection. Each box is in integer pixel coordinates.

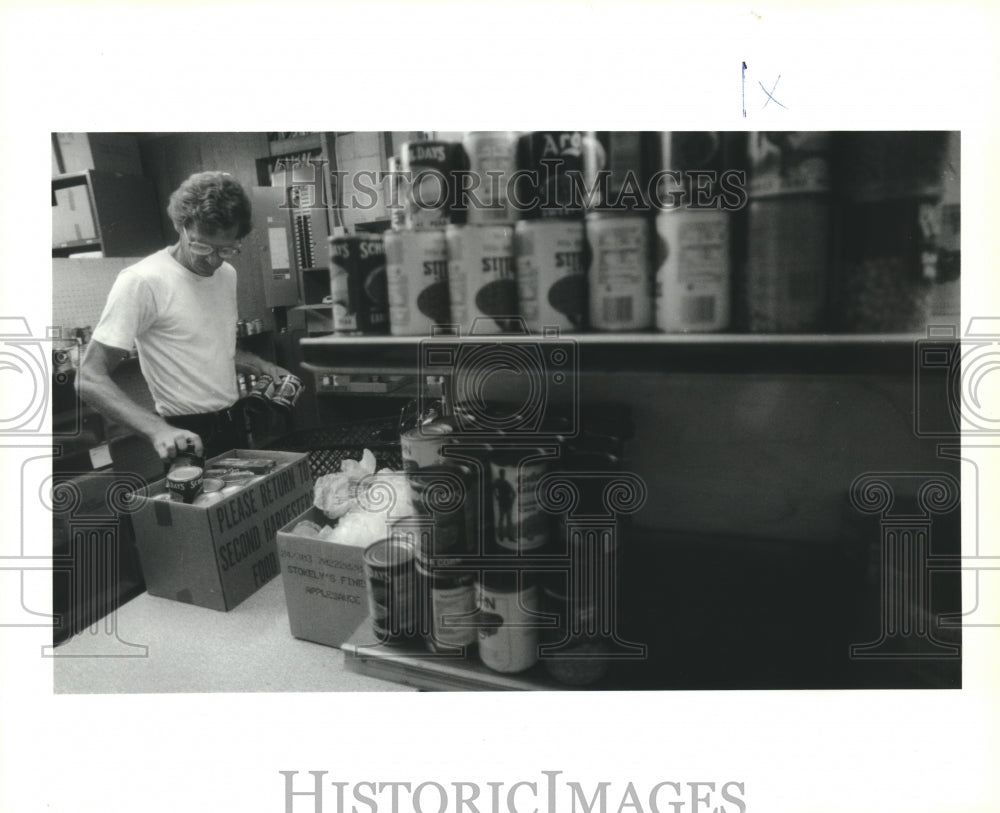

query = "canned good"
[
  {"left": 401, "top": 140, "right": 465, "bottom": 230},
  {"left": 585, "top": 212, "right": 654, "bottom": 331},
  {"left": 328, "top": 234, "right": 389, "bottom": 335},
  {"left": 193, "top": 491, "right": 226, "bottom": 507},
  {"left": 202, "top": 478, "right": 225, "bottom": 493},
  {"left": 744, "top": 197, "right": 831, "bottom": 332},
  {"left": 836, "top": 132, "right": 950, "bottom": 333},
  {"left": 212, "top": 457, "right": 275, "bottom": 475},
  {"left": 477, "top": 571, "right": 540, "bottom": 673},
  {"left": 409, "top": 461, "right": 482, "bottom": 561},
  {"left": 514, "top": 131, "right": 586, "bottom": 220},
  {"left": 462, "top": 131, "right": 518, "bottom": 225},
  {"left": 385, "top": 155, "right": 407, "bottom": 232},
  {"left": 445, "top": 223, "right": 518, "bottom": 333},
  {"left": 539, "top": 578, "right": 611, "bottom": 687},
  {"left": 272, "top": 374, "right": 304, "bottom": 410},
  {"left": 363, "top": 537, "right": 418, "bottom": 641},
  {"left": 742, "top": 132, "right": 832, "bottom": 333},
  {"left": 166, "top": 465, "right": 204, "bottom": 504},
  {"left": 489, "top": 449, "right": 550, "bottom": 553},
  {"left": 654, "top": 209, "right": 731, "bottom": 332},
  {"left": 221, "top": 469, "right": 254, "bottom": 486},
  {"left": 384, "top": 229, "right": 451, "bottom": 336},
  {"left": 653, "top": 131, "right": 726, "bottom": 208},
  {"left": 416, "top": 560, "right": 477, "bottom": 650},
  {"left": 400, "top": 421, "right": 456, "bottom": 471},
  {"left": 582, "top": 131, "right": 651, "bottom": 211},
  {"left": 514, "top": 219, "right": 587, "bottom": 332},
  {"left": 247, "top": 373, "right": 275, "bottom": 403},
  {"left": 747, "top": 131, "right": 832, "bottom": 197}
]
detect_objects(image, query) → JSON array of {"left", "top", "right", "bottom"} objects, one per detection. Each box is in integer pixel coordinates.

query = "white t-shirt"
[{"left": 92, "top": 248, "right": 239, "bottom": 417}]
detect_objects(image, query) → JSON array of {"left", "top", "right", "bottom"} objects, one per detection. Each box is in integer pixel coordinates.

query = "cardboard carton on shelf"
[
  {"left": 129, "top": 449, "right": 313, "bottom": 611},
  {"left": 276, "top": 506, "right": 370, "bottom": 648}
]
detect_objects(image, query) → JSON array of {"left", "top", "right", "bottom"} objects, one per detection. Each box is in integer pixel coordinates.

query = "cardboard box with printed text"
[
  {"left": 276, "top": 506, "right": 370, "bottom": 648},
  {"left": 130, "top": 449, "right": 313, "bottom": 611}
]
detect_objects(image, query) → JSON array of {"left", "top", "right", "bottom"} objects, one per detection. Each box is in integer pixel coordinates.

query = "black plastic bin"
[{"left": 266, "top": 416, "right": 403, "bottom": 479}]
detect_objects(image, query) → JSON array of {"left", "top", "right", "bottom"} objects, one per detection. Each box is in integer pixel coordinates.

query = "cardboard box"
[
  {"left": 131, "top": 450, "right": 313, "bottom": 611},
  {"left": 277, "top": 506, "right": 370, "bottom": 648},
  {"left": 52, "top": 185, "right": 97, "bottom": 246},
  {"left": 55, "top": 132, "right": 143, "bottom": 176}
]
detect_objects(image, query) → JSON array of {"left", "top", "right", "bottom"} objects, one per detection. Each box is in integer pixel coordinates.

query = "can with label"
[
  {"left": 385, "top": 155, "right": 407, "bottom": 232},
  {"left": 247, "top": 373, "right": 275, "bottom": 403},
  {"left": 445, "top": 223, "right": 518, "bottom": 333},
  {"left": 400, "top": 420, "right": 456, "bottom": 471},
  {"left": 539, "top": 577, "right": 612, "bottom": 686},
  {"left": 489, "top": 448, "right": 551, "bottom": 553},
  {"left": 654, "top": 209, "right": 731, "bottom": 332},
  {"left": 363, "top": 537, "right": 417, "bottom": 642},
  {"left": 166, "top": 465, "right": 203, "bottom": 504},
  {"left": 401, "top": 140, "right": 465, "bottom": 230},
  {"left": 384, "top": 229, "right": 451, "bottom": 336},
  {"left": 653, "top": 131, "right": 726, "bottom": 209},
  {"left": 477, "top": 571, "right": 540, "bottom": 673},
  {"left": 743, "top": 132, "right": 832, "bottom": 332},
  {"left": 515, "top": 131, "right": 586, "bottom": 220},
  {"left": 272, "top": 374, "right": 304, "bottom": 410},
  {"left": 585, "top": 212, "right": 654, "bottom": 331},
  {"left": 582, "top": 131, "right": 651, "bottom": 211},
  {"left": 328, "top": 234, "right": 389, "bottom": 335},
  {"left": 462, "top": 131, "right": 518, "bottom": 225},
  {"left": 409, "top": 461, "right": 481, "bottom": 562},
  {"left": 514, "top": 219, "right": 587, "bottom": 332},
  {"left": 416, "top": 560, "right": 477, "bottom": 651}
]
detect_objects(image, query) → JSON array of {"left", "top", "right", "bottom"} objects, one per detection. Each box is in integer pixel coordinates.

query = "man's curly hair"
[{"left": 167, "top": 171, "right": 253, "bottom": 238}]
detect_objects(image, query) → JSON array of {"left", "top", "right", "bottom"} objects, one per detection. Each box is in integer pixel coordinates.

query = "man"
[{"left": 78, "top": 170, "right": 291, "bottom": 464}]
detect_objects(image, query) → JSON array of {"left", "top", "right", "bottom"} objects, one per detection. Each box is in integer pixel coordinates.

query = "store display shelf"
[
  {"left": 341, "top": 623, "right": 565, "bottom": 692},
  {"left": 300, "top": 331, "right": 942, "bottom": 375}
]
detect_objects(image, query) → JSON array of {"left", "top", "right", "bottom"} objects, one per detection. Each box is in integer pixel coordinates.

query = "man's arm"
[
  {"left": 76, "top": 340, "right": 204, "bottom": 461},
  {"left": 233, "top": 347, "right": 292, "bottom": 382}
]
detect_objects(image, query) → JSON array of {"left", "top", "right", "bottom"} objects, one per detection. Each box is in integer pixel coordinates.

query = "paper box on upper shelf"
[
  {"left": 276, "top": 506, "right": 371, "bottom": 648},
  {"left": 130, "top": 449, "right": 313, "bottom": 611}
]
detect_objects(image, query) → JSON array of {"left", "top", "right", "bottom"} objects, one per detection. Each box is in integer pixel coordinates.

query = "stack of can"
[
  {"left": 514, "top": 131, "right": 589, "bottom": 333},
  {"left": 404, "top": 460, "right": 482, "bottom": 653},
  {"left": 445, "top": 132, "right": 520, "bottom": 335},
  {"left": 581, "top": 131, "right": 655, "bottom": 332},
  {"left": 382, "top": 140, "right": 461, "bottom": 336},
  {"left": 328, "top": 233, "right": 389, "bottom": 335},
  {"left": 653, "top": 132, "right": 732, "bottom": 333},
  {"left": 743, "top": 132, "right": 833, "bottom": 332}
]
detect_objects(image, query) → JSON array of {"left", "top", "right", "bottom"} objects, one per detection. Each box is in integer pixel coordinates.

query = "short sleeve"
[{"left": 91, "top": 270, "right": 157, "bottom": 351}]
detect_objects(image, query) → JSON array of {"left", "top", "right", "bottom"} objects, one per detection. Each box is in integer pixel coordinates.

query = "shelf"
[
  {"left": 299, "top": 331, "right": 940, "bottom": 376},
  {"left": 52, "top": 239, "right": 103, "bottom": 256},
  {"left": 291, "top": 303, "right": 332, "bottom": 312},
  {"left": 51, "top": 170, "right": 93, "bottom": 190}
]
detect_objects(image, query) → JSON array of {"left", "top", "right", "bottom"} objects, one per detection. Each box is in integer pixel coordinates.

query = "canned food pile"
[
  {"left": 296, "top": 407, "right": 632, "bottom": 686},
  {"left": 328, "top": 131, "right": 954, "bottom": 336},
  {"left": 157, "top": 455, "right": 277, "bottom": 506},
  {"left": 237, "top": 372, "right": 304, "bottom": 411}
]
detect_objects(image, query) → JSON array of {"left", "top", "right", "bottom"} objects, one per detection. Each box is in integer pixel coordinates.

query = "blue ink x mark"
[{"left": 760, "top": 75, "right": 787, "bottom": 109}]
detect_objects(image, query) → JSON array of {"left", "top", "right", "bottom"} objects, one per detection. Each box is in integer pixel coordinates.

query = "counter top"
[{"left": 52, "top": 580, "right": 415, "bottom": 694}]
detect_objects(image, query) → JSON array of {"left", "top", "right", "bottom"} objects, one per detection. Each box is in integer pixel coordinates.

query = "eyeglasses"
[{"left": 184, "top": 228, "right": 241, "bottom": 259}]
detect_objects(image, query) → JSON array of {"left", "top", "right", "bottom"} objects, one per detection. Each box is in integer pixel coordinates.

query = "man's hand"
[
  {"left": 147, "top": 422, "right": 204, "bottom": 463},
  {"left": 262, "top": 362, "right": 293, "bottom": 382}
]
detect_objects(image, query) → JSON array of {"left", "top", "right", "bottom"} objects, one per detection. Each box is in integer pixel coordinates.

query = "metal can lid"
[
  {"left": 363, "top": 537, "right": 415, "bottom": 570},
  {"left": 167, "top": 465, "right": 202, "bottom": 483}
]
